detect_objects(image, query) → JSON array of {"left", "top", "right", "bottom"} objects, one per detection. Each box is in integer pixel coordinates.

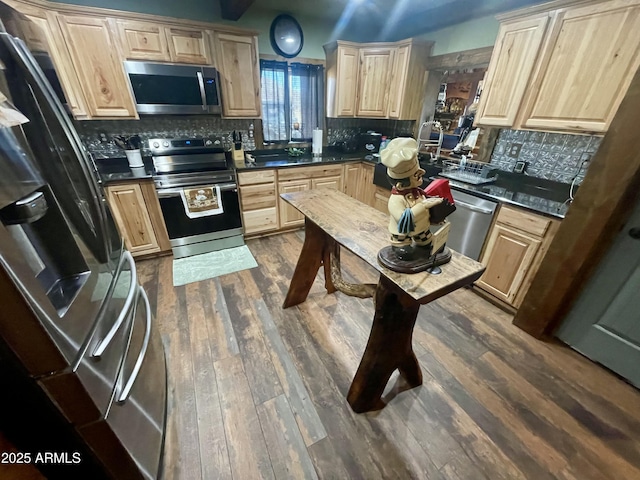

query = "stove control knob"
[
  {"left": 152, "top": 142, "right": 160, "bottom": 148},
  {"left": 214, "top": 139, "right": 221, "bottom": 145},
  {"left": 162, "top": 141, "right": 170, "bottom": 147},
  {"left": 205, "top": 139, "right": 213, "bottom": 146}
]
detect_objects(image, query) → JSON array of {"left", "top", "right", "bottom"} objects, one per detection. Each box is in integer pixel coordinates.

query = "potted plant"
[{"left": 114, "top": 135, "right": 143, "bottom": 168}]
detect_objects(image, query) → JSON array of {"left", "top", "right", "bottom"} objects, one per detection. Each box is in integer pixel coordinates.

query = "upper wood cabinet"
[
  {"left": 116, "top": 20, "right": 170, "bottom": 62},
  {"left": 520, "top": 0, "right": 640, "bottom": 132},
  {"left": 476, "top": 0, "right": 640, "bottom": 133},
  {"left": 213, "top": 32, "right": 261, "bottom": 118},
  {"left": 24, "top": 12, "right": 90, "bottom": 118},
  {"left": 356, "top": 47, "right": 394, "bottom": 118},
  {"left": 56, "top": 14, "right": 137, "bottom": 118},
  {"left": 165, "top": 26, "right": 211, "bottom": 65},
  {"left": 325, "top": 39, "right": 431, "bottom": 119},
  {"left": 474, "top": 15, "right": 549, "bottom": 127}
]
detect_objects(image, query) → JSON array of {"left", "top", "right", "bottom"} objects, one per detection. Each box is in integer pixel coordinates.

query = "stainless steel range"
[{"left": 150, "top": 137, "right": 244, "bottom": 258}]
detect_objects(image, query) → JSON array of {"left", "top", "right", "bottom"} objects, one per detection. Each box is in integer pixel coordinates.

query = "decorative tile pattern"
[
  {"left": 326, "top": 118, "right": 415, "bottom": 145},
  {"left": 75, "top": 115, "right": 258, "bottom": 158},
  {"left": 490, "top": 129, "right": 602, "bottom": 185}
]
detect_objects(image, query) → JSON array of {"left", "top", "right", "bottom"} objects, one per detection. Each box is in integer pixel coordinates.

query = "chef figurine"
[{"left": 381, "top": 137, "right": 444, "bottom": 261}]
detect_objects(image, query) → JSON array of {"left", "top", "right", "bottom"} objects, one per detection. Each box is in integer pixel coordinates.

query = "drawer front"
[
  {"left": 240, "top": 183, "right": 277, "bottom": 210},
  {"left": 243, "top": 207, "right": 278, "bottom": 235},
  {"left": 277, "top": 164, "right": 344, "bottom": 182},
  {"left": 496, "top": 205, "right": 550, "bottom": 237},
  {"left": 238, "top": 169, "right": 275, "bottom": 185}
]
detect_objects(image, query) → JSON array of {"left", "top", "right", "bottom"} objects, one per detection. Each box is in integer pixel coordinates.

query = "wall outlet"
[{"left": 508, "top": 142, "right": 522, "bottom": 158}]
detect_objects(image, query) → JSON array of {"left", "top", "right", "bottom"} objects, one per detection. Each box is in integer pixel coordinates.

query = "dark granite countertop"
[
  {"left": 238, "top": 150, "right": 374, "bottom": 170},
  {"left": 95, "top": 157, "right": 154, "bottom": 183},
  {"left": 373, "top": 162, "right": 571, "bottom": 219}
]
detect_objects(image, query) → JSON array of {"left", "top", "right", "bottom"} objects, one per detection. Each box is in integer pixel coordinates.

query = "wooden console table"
[{"left": 281, "top": 189, "right": 486, "bottom": 413}]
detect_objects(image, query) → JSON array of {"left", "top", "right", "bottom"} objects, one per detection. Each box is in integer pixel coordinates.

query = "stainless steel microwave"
[{"left": 124, "top": 61, "right": 222, "bottom": 115}]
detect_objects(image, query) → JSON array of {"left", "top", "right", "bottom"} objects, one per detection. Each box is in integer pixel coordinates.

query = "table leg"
[
  {"left": 283, "top": 219, "right": 335, "bottom": 308},
  {"left": 347, "top": 276, "right": 422, "bottom": 413}
]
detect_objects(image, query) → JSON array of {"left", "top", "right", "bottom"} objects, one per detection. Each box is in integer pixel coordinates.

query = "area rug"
[{"left": 172, "top": 245, "right": 258, "bottom": 287}]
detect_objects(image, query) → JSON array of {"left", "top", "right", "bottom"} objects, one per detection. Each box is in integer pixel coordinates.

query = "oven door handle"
[{"left": 156, "top": 183, "right": 237, "bottom": 198}]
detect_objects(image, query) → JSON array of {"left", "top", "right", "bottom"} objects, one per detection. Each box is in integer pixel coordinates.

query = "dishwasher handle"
[{"left": 454, "top": 199, "right": 494, "bottom": 215}]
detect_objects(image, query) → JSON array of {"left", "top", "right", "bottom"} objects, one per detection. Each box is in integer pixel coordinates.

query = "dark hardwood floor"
[{"left": 135, "top": 231, "right": 640, "bottom": 480}]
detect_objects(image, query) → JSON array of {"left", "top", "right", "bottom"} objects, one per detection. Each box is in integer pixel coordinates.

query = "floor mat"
[{"left": 172, "top": 245, "right": 258, "bottom": 287}]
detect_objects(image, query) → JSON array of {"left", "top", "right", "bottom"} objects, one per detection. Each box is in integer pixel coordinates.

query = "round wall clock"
[{"left": 270, "top": 14, "right": 304, "bottom": 58}]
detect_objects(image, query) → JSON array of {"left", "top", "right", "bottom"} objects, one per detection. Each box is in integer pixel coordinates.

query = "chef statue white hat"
[{"left": 380, "top": 137, "right": 425, "bottom": 180}]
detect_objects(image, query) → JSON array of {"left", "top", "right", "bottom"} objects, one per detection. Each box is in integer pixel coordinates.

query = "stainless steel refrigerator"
[{"left": 0, "top": 3, "right": 166, "bottom": 479}]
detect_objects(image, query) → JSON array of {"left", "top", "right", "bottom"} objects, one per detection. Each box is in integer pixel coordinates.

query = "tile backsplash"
[
  {"left": 326, "top": 118, "right": 415, "bottom": 145},
  {"left": 75, "top": 116, "right": 258, "bottom": 159},
  {"left": 489, "top": 129, "right": 601, "bottom": 184}
]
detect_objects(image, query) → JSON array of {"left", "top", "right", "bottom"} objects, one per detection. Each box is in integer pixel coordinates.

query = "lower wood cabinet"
[
  {"left": 104, "top": 180, "right": 171, "bottom": 257},
  {"left": 373, "top": 186, "right": 391, "bottom": 213},
  {"left": 476, "top": 205, "right": 559, "bottom": 307},
  {"left": 344, "top": 162, "right": 375, "bottom": 206},
  {"left": 278, "top": 179, "right": 311, "bottom": 229},
  {"left": 238, "top": 169, "right": 278, "bottom": 235}
]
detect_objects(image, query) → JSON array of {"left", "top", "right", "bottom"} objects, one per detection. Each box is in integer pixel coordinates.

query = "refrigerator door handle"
[
  {"left": 117, "top": 285, "right": 151, "bottom": 403},
  {"left": 92, "top": 251, "right": 137, "bottom": 357}
]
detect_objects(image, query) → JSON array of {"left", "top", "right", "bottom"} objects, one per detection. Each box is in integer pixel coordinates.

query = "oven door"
[{"left": 156, "top": 182, "right": 243, "bottom": 258}]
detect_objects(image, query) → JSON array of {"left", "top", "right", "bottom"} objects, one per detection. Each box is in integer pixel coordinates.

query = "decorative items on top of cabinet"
[
  {"left": 476, "top": 205, "right": 559, "bottom": 308},
  {"left": 212, "top": 31, "right": 261, "bottom": 118},
  {"left": 104, "top": 179, "right": 172, "bottom": 257},
  {"left": 324, "top": 38, "right": 432, "bottom": 120},
  {"left": 238, "top": 170, "right": 278, "bottom": 235},
  {"left": 56, "top": 14, "right": 137, "bottom": 118},
  {"left": 475, "top": 0, "right": 640, "bottom": 133}
]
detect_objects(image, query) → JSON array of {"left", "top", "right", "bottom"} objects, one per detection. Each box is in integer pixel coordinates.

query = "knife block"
[{"left": 232, "top": 145, "right": 245, "bottom": 168}]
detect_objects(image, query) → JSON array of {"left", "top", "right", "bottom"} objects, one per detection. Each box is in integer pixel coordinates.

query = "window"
[{"left": 260, "top": 60, "right": 324, "bottom": 143}]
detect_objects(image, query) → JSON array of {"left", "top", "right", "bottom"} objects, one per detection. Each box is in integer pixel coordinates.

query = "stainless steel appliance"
[
  {"left": 0, "top": 4, "right": 166, "bottom": 479},
  {"left": 150, "top": 137, "right": 244, "bottom": 258},
  {"left": 124, "top": 60, "right": 222, "bottom": 115},
  {"left": 446, "top": 189, "right": 497, "bottom": 260}
]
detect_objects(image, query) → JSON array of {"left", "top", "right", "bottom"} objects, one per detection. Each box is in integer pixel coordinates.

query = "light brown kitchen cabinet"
[
  {"left": 213, "top": 31, "right": 261, "bottom": 117},
  {"left": 356, "top": 47, "right": 395, "bottom": 118},
  {"left": 56, "top": 14, "right": 137, "bottom": 118},
  {"left": 477, "top": 205, "right": 559, "bottom": 307},
  {"left": 476, "top": 0, "right": 640, "bottom": 133},
  {"left": 165, "top": 26, "right": 211, "bottom": 64},
  {"left": 105, "top": 180, "right": 171, "bottom": 257},
  {"left": 24, "top": 12, "right": 90, "bottom": 119},
  {"left": 520, "top": 0, "right": 640, "bottom": 132},
  {"left": 344, "top": 162, "right": 375, "bottom": 205},
  {"left": 238, "top": 170, "right": 278, "bottom": 235},
  {"left": 474, "top": 14, "right": 549, "bottom": 128},
  {"left": 277, "top": 164, "right": 344, "bottom": 231},
  {"left": 331, "top": 45, "right": 359, "bottom": 117},
  {"left": 373, "top": 186, "right": 391, "bottom": 214},
  {"left": 325, "top": 39, "right": 431, "bottom": 119},
  {"left": 115, "top": 20, "right": 170, "bottom": 61},
  {"left": 278, "top": 179, "right": 311, "bottom": 229}
]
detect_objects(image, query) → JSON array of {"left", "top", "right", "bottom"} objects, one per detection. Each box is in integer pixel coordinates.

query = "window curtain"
[
  {"left": 260, "top": 59, "right": 289, "bottom": 142},
  {"left": 289, "top": 63, "right": 325, "bottom": 141}
]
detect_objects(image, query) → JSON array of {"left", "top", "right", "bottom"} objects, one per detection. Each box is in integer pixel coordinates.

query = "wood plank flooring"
[{"left": 135, "top": 231, "right": 640, "bottom": 480}]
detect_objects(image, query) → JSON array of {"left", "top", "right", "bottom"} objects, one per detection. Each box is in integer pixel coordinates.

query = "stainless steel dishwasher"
[{"left": 445, "top": 189, "right": 498, "bottom": 260}]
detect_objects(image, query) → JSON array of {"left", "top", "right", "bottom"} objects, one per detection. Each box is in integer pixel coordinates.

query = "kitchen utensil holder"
[{"left": 125, "top": 149, "right": 143, "bottom": 168}]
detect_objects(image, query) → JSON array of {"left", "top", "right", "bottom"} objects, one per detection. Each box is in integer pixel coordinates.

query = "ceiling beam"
[
  {"left": 426, "top": 47, "right": 493, "bottom": 71},
  {"left": 219, "top": 0, "right": 255, "bottom": 21}
]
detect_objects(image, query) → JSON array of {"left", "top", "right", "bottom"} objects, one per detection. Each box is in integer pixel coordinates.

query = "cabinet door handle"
[{"left": 196, "top": 70, "right": 207, "bottom": 110}]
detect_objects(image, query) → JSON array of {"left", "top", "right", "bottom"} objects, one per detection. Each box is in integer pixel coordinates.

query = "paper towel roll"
[{"left": 312, "top": 129, "right": 322, "bottom": 156}]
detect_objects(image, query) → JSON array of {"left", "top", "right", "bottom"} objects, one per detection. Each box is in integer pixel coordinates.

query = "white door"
[{"left": 557, "top": 199, "right": 640, "bottom": 387}]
